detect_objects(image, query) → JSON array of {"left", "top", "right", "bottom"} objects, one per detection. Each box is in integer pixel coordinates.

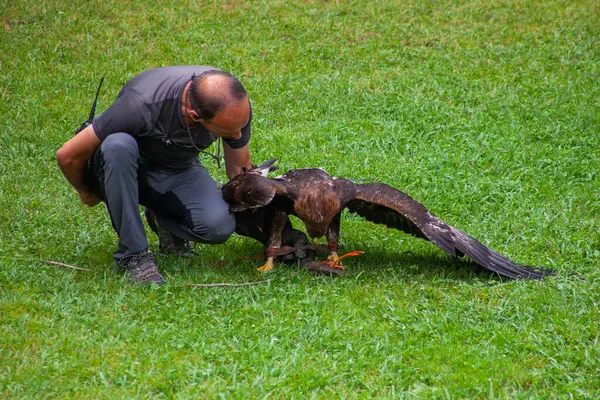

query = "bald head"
[{"left": 188, "top": 70, "right": 248, "bottom": 121}]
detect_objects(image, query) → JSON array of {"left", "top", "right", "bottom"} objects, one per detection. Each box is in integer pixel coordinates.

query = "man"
[{"left": 56, "top": 66, "right": 253, "bottom": 284}]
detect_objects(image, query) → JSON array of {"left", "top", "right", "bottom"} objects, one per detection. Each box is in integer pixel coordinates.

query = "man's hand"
[{"left": 78, "top": 190, "right": 102, "bottom": 207}]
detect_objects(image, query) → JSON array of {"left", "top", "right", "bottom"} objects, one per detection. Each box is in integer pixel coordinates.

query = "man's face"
[{"left": 200, "top": 99, "right": 250, "bottom": 140}]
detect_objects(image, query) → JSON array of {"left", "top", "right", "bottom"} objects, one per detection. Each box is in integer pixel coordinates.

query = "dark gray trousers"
[{"left": 88, "top": 133, "right": 235, "bottom": 261}]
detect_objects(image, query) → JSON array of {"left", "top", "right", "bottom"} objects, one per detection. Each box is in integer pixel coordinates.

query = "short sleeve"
[{"left": 92, "top": 90, "right": 151, "bottom": 142}]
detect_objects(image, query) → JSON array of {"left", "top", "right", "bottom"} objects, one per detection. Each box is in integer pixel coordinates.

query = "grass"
[{"left": 1, "top": 0, "right": 599, "bottom": 397}]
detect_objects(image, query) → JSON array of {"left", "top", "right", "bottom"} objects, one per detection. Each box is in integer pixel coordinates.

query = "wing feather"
[{"left": 346, "top": 183, "right": 553, "bottom": 280}]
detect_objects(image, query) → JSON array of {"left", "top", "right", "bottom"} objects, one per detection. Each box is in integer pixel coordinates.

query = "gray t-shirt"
[{"left": 92, "top": 66, "right": 251, "bottom": 170}]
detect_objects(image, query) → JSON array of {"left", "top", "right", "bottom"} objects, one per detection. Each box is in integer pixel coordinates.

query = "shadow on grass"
[
  {"left": 172, "top": 239, "right": 526, "bottom": 285},
  {"left": 67, "top": 236, "right": 565, "bottom": 287}
]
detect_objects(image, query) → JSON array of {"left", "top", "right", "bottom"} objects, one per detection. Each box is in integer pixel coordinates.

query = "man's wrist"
[{"left": 76, "top": 187, "right": 93, "bottom": 197}]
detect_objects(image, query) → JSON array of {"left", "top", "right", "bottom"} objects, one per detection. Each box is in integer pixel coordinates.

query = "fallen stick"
[
  {"left": 186, "top": 280, "right": 269, "bottom": 288},
  {"left": 0, "top": 256, "right": 91, "bottom": 271},
  {"left": 43, "top": 260, "right": 91, "bottom": 271}
]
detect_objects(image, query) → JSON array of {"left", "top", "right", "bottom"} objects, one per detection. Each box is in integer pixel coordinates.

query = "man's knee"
[
  {"left": 190, "top": 209, "right": 235, "bottom": 244},
  {"left": 101, "top": 133, "right": 138, "bottom": 164}
]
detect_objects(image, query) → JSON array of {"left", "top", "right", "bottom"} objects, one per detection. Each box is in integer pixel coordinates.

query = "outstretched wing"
[
  {"left": 222, "top": 173, "right": 287, "bottom": 212},
  {"left": 345, "top": 183, "right": 553, "bottom": 280}
]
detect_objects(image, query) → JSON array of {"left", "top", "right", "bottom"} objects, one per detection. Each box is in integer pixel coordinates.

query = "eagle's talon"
[
  {"left": 322, "top": 260, "right": 346, "bottom": 270},
  {"left": 257, "top": 263, "right": 273, "bottom": 273},
  {"left": 257, "top": 257, "right": 274, "bottom": 273},
  {"left": 323, "top": 250, "right": 363, "bottom": 270},
  {"left": 327, "top": 252, "right": 340, "bottom": 263}
]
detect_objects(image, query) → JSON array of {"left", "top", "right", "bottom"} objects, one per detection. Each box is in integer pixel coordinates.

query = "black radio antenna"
[
  {"left": 76, "top": 76, "right": 104, "bottom": 134},
  {"left": 88, "top": 76, "right": 104, "bottom": 121}
]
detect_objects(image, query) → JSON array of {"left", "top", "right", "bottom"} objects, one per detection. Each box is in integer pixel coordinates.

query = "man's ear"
[{"left": 190, "top": 110, "right": 202, "bottom": 122}]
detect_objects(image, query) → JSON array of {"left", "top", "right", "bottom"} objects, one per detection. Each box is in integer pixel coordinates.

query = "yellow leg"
[
  {"left": 257, "top": 257, "right": 274, "bottom": 273},
  {"left": 324, "top": 250, "right": 364, "bottom": 270},
  {"left": 326, "top": 251, "right": 346, "bottom": 270},
  {"left": 327, "top": 251, "right": 340, "bottom": 264}
]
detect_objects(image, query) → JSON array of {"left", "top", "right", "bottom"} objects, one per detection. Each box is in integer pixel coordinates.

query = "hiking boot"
[
  {"left": 145, "top": 208, "right": 197, "bottom": 258},
  {"left": 119, "top": 250, "right": 165, "bottom": 285}
]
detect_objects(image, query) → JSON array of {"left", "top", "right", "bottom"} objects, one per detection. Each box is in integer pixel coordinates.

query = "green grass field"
[{"left": 1, "top": 0, "right": 599, "bottom": 397}]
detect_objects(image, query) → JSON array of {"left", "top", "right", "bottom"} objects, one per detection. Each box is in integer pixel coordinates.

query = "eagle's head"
[{"left": 222, "top": 159, "right": 284, "bottom": 212}]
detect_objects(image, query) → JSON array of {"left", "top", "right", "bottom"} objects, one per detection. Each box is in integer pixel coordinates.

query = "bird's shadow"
[
  {"left": 340, "top": 249, "right": 507, "bottom": 282},
  {"left": 212, "top": 237, "right": 515, "bottom": 284}
]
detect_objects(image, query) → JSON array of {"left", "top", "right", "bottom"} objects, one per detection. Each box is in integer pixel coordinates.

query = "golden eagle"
[{"left": 223, "top": 160, "right": 554, "bottom": 280}]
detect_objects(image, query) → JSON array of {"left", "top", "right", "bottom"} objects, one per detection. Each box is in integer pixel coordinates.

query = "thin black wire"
[{"left": 185, "top": 119, "right": 222, "bottom": 169}]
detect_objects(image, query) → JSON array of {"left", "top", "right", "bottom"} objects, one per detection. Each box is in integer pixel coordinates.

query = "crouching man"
[{"left": 56, "top": 66, "right": 253, "bottom": 284}]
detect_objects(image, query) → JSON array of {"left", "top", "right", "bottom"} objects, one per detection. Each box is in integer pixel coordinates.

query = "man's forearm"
[
  {"left": 223, "top": 143, "right": 252, "bottom": 180},
  {"left": 57, "top": 159, "right": 90, "bottom": 193},
  {"left": 56, "top": 125, "right": 102, "bottom": 194}
]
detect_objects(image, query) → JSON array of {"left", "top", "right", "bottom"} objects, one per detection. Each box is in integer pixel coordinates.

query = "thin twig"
[
  {"left": 43, "top": 260, "right": 91, "bottom": 271},
  {"left": 186, "top": 280, "right": 269, "bottom": 288},
  {"left": 0, "top": 256, "right": 91, "bottom": 271}
]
